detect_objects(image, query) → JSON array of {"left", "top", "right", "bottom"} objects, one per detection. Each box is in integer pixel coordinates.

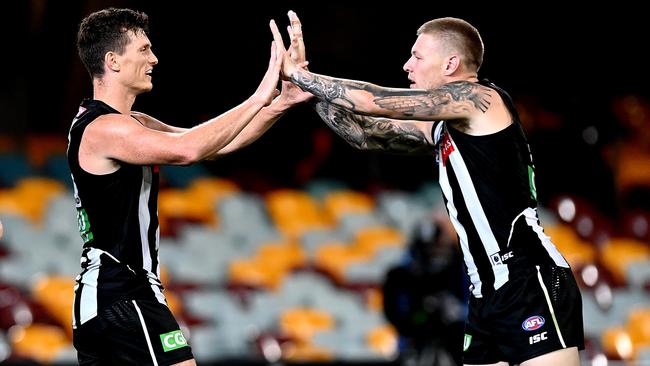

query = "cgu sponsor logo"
[
  {"left": 160, "top": 330, "right": 188, "bottom": 352},
  {"left": 522, "top": 315, "right": 545, "bottom": 331}
]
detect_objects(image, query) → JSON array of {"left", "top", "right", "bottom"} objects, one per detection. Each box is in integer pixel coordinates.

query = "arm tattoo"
[
  {"left": 313, "top": 101, "right": 435, "bottom": 155},
  {"left": 292, "top": 69, "right": 361, "bottom": 109},
  {"left": 293, "top": 70, "right": 492, "bottom": 119},
  {"left": 372, "top": 81, "right": 492, "bottom": 117}
]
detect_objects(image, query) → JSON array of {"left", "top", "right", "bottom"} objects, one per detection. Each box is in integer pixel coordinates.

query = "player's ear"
[
  {"left": 443, "top": 55, "right": 460, "bottom": 76},
  {"left": 105, "top": 51, "right": 120, "bottom": 72}
]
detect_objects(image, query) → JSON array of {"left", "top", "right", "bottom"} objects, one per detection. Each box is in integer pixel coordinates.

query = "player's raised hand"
[{"left": 287, "top": 10, "right": 307, "bottom": 67}]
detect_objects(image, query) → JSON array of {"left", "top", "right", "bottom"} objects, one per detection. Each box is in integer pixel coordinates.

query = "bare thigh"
[
  {"left": 520, "top": 347, "right": 580, "bottom": 366},
  {"left": 172, "top": 359, "right": 197, "bottom": 366}
]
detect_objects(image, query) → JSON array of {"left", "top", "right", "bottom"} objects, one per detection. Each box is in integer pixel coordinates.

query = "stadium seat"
[
  {"left": 601, "top": 326, "right": 635, "bottom": 360},
  {"left": 627, "top": 308, "right": 650, "bottom": 349},
  {"left": 544, "top": 223, "right": 596, "bottom": 269},
  {"left": 279, "top": 307, "right": 335, "bottom": 342},
  {"left": 31, "top": 276, "right": 75, "bottom": 336},
  {"left": 266, "top": 189, "right": 331, "bottom": 239},
  {"left": 323, "top": 190, "right": 374, "bottom": 222},
  {"left": 9, "top": 323, "right": 72, "bottom": 364},
  {"left": 600, "top": 238, "right": 650, "bottom": 285},
  {"left": 366, "top": 325, "right": 398, "bottom": 357}
]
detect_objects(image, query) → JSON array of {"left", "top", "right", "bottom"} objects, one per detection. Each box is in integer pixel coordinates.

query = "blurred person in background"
[
  {"left": 273, "top": 13, "right": 584, "bottom": 366},
  {"left": 383, "top": 217, "right": 466, "bottom": 366},
  {"left": 69, "top": 8, "right": 310, "bottom": 365}
]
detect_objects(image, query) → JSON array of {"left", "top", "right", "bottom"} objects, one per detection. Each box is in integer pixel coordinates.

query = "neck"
[
  {"left": 92, "top": 78, "right": 137, "bottom": 114},
  {"left": 451, "top": 71, "right": 479, "bottom": 84}
]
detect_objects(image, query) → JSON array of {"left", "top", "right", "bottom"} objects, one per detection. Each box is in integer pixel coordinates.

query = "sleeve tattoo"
[
  {"left": 292, "top": 70, "right": 492, "bottom": 118},
  {"left": 313, "top": 101, "right": 435, "bottom": 155}
]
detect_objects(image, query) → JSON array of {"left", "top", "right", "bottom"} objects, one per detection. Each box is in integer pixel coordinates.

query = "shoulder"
[
  {"left": 85, "top": 113, "right": 143, "bottom": 140},
  {"left": 435, "top": 80, "right": 500, "bottom": 111}
]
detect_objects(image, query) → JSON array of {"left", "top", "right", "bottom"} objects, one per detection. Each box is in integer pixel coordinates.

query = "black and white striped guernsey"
[
  {"left": 433, "top": 80, "right": 568, "bottom": 298},
  {"left": 67, "top": 99, "right": 166, "bottom": 328}
]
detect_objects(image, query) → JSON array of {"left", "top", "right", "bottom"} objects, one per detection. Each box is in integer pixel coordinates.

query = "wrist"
[
  {"left": 247, "top": 95, "right": 269, "bottom": 109},
  {"left": 267, "top": 97, "right": 291, "bottom": 114}
]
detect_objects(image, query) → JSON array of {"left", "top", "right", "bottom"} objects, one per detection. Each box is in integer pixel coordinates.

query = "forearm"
[
  {"left": 180, "top": 98, "right": 266, "bottom": 162},
  {"left": 292, "top": 69, "right": 491, "bottom": 121},
  {"left": 215, "top": 100, "right": 289, "bottom": 156},
  {"left": 292, "top": 69, "right": 433, "bottom": 119},
  {"left": 313, "top": 101, "right": 434, "bottom": 154}
]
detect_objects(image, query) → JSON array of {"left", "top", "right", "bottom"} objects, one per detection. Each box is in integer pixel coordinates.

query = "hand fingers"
[
  {"left": 286, "top": 24, "right": 305, "bottom": 63},
  {"left": 288, "top": 10, "right": 302, "bottom": 38},
  {"left": 287, "top": 25, "right": 294, "bottom": 40},
  {"left": 288, "top": 10, "right": 305, "bottom": 57},
  {"left": 269, "top": 19, "right": 286, "bottom": 51},
  {"left": 268, "top": 41, "right": 277, "bottom": 67}
]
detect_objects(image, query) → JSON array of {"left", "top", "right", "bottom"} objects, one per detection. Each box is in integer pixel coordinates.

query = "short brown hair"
[
  {"left": 417, "top": 17, "right": 484, "bottom": 71},
  {"left": 77, "top": 8, "right": 149, "bottom": 79}
]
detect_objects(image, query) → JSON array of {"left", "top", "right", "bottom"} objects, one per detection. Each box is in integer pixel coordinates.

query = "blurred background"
[{"left": 1, "top": 1, "right": 649, "bottom": 365}]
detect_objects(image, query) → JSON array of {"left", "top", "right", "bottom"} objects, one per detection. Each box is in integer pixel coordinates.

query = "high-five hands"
[
  {"left": 252, "top": 21, "right": 284, "bottom": 106},
  {"left": 270, "top": 11, "right": 312, "bottom": 105},
  {"left": 269, "top": 12, "right": 302, "bottom": 81},
  {"left": 287, "top": 11, "right": 307, "bottom": 68}
]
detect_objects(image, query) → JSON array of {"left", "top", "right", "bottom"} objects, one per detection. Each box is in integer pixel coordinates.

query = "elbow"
[{"left": 173, "top": 145, "right": 202, "bottom": 165}]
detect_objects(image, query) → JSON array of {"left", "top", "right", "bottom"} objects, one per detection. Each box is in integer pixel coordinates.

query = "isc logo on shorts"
[
  {"left": 529, "top": 331, "right": 548, "bottom": 344},
  {"left": 522, "top": 315, "right": 545, "bottom": 331},
  {"left": 160, "top": 330, "right": 188, "bottom": 352}
]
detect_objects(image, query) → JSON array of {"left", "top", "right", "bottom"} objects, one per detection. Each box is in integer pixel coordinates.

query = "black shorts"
[
  {"left": 73, "top": 298, "right": 194, "bottom": 366},
  {"left": 462, "top": 264, "right": 584, "bottom": 364}
]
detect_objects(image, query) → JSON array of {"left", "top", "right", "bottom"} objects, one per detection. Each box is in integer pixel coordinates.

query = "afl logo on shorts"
[{"left": 522, "top": 315, "right": 545, "bottom": 331}]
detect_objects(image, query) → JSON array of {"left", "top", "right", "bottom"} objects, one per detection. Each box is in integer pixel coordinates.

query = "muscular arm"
[
  {"left": 130, "top": 112, "right": 188, "bottom": 133},
  {"left": 82, "top": 97, "right": 268, "bottom": 172},
  {"left": 291, "top": 69, "right": 493, "bottom": 121},
  {"left": 216, "top": 98, "right": 289, "bottom": 156},
  {"left": 125, "top": 106, "right": 282, "bottom": 159},
  {"left": 313, "top": 101, "right": 435, "bottom": 155}
]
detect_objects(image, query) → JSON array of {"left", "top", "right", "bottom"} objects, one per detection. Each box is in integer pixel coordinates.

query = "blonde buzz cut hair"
[{"left": 417, "top": 17, "right": 484, "bottom": 71}]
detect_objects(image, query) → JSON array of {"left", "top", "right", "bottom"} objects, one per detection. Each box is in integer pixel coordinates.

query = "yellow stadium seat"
[
  {"left": 628, "top": 308, "right": 650, "bottom": 348},
  {"left": 365, "top": 287, "right": 383, "bottom": 312},
  {"left": 367, "top": 325, "right": 398, "bottom": 357},
  {"left": 279, "top": 307, "right": 335, "bottom": 342},
  {"left": 188, "top": 177, "right": 239, "bottom": 206},
  {"left": 257, "top": 241, "right": 307, "bottom": 271},
  {"left": 601, "top": 238, "right": 650, "bottom": 284},
  {"left": 158, "top": 189, "right": 216, "bottom": 235},
  {"left": 314, "top": 243, "right": 370, "bottom": 283},
  {"left": 265, "top": 189, "right": 331, "bottom": 239},
  {"left": 323, "top": 190, "right": 374, "bottom": 222},
  {"left": 164, "top": 290, "right": 183, "bottom": 318},
  {"left": 281, "top": 342, "right": 334, "bottom": 362},
  {"left": 544, "top": 224, "right": 596, "bottom": 268},
  {"left": 31, "top": 276, "right": 75, "bottom": 337},
  {"left": 10, "top": 323, "right": 72, "bottom": 364},
  {"left": 602, "top": 326, "right": 635, "bottom": 360},
  {"left": 354, "top": 226, "right": 405, "bottom": 256},
  {"left": 0, "top": 178, "right": 66, "bottom": 225}
]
